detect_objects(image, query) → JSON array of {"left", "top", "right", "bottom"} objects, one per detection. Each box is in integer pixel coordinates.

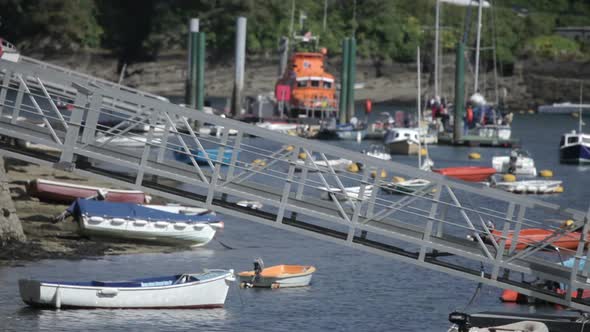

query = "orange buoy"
[
  {"left": 500, "top": 289, "right": 525, "bottom": 303},
  {"left": 365, "top": 99, "right": 373, "bottom": 114}
]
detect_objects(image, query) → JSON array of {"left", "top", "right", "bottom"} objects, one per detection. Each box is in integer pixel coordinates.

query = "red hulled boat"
[
  {"left": 432, "top": 166, "right": 496, "bottom": 182},
  {"left": 488, "top": 228, "right": 581, "bottom": 251},
  {"left": 26, "top": 179, "right": 151, "bottom": 204},
  {"left": 501, "top": 287, "right": 590, "bottom": 304}
]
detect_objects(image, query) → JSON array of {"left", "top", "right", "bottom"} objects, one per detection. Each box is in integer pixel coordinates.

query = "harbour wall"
[{"left": 28, "top": 50, "right": 589, "bottom": 111}]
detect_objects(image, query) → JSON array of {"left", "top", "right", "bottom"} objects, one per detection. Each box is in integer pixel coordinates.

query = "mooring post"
[
  {"left": 186, "top": 18, "right": 199, "bottom": 108},
  {"left": 231, "top": 16, "right": 247, "bottom": 117},
  {"left": 453, "top": 42, "right": 465, "bottom": 143},
  {"left": 347, "top": 38, "right": 356, "bottom": 123},
  {"left": 339, "top": 38, "right": 349, "bottom": 124},
  {"left": 196, "top": 32, "right": 206, "bottom": 112},
  {"left": 278, "top": 36, "right": 289, "bottom": 77}
]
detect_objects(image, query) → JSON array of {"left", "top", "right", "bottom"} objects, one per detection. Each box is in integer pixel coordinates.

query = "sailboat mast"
[
  {"left": 434, "top": 0, "right": 440, "bottom": 98},
  {"left": 417, "top": 46, "right": 422, "bottom": 169},
  {"left": 580, "top": 81, "right": 583, "bottom": 133},
  {"left": 473, "top": 0, "right": 483, "bottom": 93},
  {"left": 288, "top": 0, "right": 295, "bottom": 37}
]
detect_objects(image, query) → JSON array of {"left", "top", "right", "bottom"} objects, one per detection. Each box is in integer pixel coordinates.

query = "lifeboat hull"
[
  {"left": 433, "top": 166, "right": 496, "bottom": 182},
  {"left": 490, "top": 229, "right": 581, "bottom": 251}
]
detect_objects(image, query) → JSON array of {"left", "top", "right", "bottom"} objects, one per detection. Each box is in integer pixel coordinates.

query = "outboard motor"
[
  {"left": 448, "top": 312, "right": 471, "bottom": 332},
  {"left": 253, "top": 257, "right": 264, "bottom": 280}
]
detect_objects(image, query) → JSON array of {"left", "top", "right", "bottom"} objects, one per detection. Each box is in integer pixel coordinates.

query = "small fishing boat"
[
  {"left": 559, "top": 102, "right": 590, "bottom": 164},
  {"left": 19, "top": 269, "right": 235, "bottom": 309},
  {"left": 492, "top": 149, "right": 537, "bottom": 176},
  {"left": 364, "top": 144, "right": 391, "bottom": 161},
  {"left": 255, "top": 121, "right": 299, "bottom": 134},
  {"left": 295, "top": 158, "right": 351, "bottom": 172},
  {"left": 493, "top": 180, "right": 563, "bottom": 194},
  {"left": 238, "top": 259, "right": 315, "bottom": 288},
  {"left": 335, "top": 123, "right": 368, "bottom": 141},
  {"left": 560, "top": 130, "right": 590, "bottom": 164},
  {"left": 486, "top": 228, "right": 581, "bottom": 251},
  {"left": 318, "top": 185, "right": 374, "bottom": 201},
  {"left": 384, "top": 128, "right": 420, "bottom": 155},
  {"left": 477, "top": 124, "right": 512, "bottom": 140},
  {"left": 27, "top": 179, "right": 151, "bottom": 204},
  {"left": 382, "top": 178, "right": 431, "bottom": 194},
  {"left": 67, "top": 199, "right": 224, "bottom": 247},
  {"left": 433, "top": 166, "right": 496, "bottom": 182},
  {"left": 173, "top": 148, "right": 235, "bottom": 165}
]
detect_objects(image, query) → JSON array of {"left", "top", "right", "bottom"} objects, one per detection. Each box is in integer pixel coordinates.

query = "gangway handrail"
[{"left": 2, "top": 56, "right": 590, "bottom": 310}]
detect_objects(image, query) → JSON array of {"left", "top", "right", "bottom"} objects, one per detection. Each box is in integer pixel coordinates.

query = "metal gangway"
[{"left": 1, "top": 56, "right": 590, "bottom": 310}]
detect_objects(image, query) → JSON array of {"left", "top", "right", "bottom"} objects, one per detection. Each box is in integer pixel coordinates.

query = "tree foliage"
[{"left": 0, "top": 0, "right": 589, "bottom": 64}]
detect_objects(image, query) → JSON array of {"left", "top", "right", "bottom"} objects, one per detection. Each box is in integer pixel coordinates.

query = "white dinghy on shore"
[
  {"left": 19, "top": 269, "right": 235, "bottom": 309},
  {"left": 67, "top": 199, "right": 224, "bottom": 247}
]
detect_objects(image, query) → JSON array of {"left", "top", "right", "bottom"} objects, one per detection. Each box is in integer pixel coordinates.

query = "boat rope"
[
  {"left": 215, "top": 237, "right": 235, "bottom": 250},
  {"left": 462, "top": 262, "right": 485, "bottom": 311},
  {"left": 232, "top": 275, "right": 245, "bottom": 307}
]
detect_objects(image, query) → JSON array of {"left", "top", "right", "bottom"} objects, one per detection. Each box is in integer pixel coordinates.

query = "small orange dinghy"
[{"left": 238, "top": 258, "right": 316, "bottom": 288}]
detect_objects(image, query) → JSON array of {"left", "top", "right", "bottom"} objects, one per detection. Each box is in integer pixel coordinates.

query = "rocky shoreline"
[
  {"left": 29, "top": 50, "right": 590, "bottom": 111},
  {"left": 0, "top": 158, "right": 182, "bottom": 265}
]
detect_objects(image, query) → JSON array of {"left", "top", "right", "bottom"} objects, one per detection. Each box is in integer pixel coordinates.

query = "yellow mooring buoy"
[
  {"left": 468, "top": 152, "right": 481, "bottom": 160},
  {"left": 252, "top": 159, "right": 266, "bottom": 167},
  {"left": 371, "top": 169, "right": 387, "bottom": 179},
  {"left": 502, "top": 174, "right": 516, "bottom": 182},
  {"left": 347, "top": 163, "right": 360, "bottom": 173},
  {"left": 561, "top": 219, "right": 575, "bottom": 229},
  {"left": 539, "top": 169, "right": 553, "bottom": 178},
  {"left": 392, "top": 176, "right": 405, "bottom": 183}
]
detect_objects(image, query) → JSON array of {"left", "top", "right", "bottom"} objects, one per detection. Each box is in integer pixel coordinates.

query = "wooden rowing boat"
[
  {"left": 27, "top": 178, "right": 150, "bottom": 204},
  {"left": 19, "top": 269, "right": 235, "bottom": 309}
]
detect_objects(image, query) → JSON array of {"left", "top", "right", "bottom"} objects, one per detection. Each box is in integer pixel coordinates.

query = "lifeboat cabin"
[{"left": 276, "top": 48, "right": 337, "bottom": 121}]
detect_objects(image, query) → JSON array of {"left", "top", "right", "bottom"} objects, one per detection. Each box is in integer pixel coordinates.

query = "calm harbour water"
[{"left": 1, "top": 111, "right": 588, "bottom": 332}]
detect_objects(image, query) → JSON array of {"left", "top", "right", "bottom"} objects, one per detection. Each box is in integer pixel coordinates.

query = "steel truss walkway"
[{"left": 1, "top": 56, "right": 590, "bottom": 310}]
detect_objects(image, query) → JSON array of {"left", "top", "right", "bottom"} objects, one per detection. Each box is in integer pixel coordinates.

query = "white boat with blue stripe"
[{"left": 19, "top": 269, "right": 235, "bottom": 309}]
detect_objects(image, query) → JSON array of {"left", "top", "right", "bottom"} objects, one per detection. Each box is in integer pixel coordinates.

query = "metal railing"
[{"left": 1, "top": 57, "right": 590, "bottom": 309}]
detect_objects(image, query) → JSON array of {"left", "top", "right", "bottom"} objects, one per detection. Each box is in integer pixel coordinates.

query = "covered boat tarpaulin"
[{"left": 67, "top": 199, "right": 221, "bottom": 223}]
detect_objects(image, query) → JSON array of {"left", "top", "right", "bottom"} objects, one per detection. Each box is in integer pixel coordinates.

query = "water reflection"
[{"left": 21, "top": 307, "right": 229, "bottom": 331}]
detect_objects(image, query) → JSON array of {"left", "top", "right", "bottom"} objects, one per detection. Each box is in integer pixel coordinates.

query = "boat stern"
[{"left": 18, "top": 279, "right": 42, "bottom": 306}]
